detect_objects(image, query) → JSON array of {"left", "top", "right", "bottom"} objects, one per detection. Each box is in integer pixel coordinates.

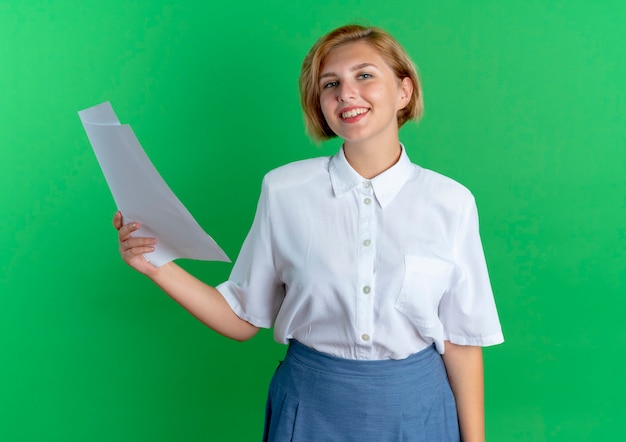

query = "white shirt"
[{"left": 217, "top": 146, "right": 503, "bottom": 360}]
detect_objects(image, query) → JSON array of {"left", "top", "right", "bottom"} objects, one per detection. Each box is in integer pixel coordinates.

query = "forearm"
[
  {"left": 442, "top": 341, "right": 485, "bottom": 442},
  {"left": 149, "top": 261, "right": 259, "bottom": 341}
]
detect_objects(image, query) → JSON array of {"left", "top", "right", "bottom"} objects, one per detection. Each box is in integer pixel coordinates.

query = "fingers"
[
  {"left": 120, "top": 235, "right": 157, "bottom": 250},
  {"left": 114, "top": 210, "right": 157, "bottom": 251},
  {"left": 113, "top": 211, "right": 158, "bottom": 271},
  {"left": 114, "top": 213, "right": 145, "bottom": 241},
  {"left": 112, "top": 210, "right": 123, "bottom": 230},
  {"left": 117, "top": 219, "right": 140, "bottom": 242},
  {"left": 120, "top": 238, "right": 157, "bottom": 256},
  {"left": 119, "top": 225, "right": 157, "bottom": 248},
  {"left": 119, "top": 231, "right": 157, "bottom": 257}
]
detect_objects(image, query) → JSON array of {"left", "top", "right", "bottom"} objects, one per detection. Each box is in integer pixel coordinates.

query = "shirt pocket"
[{"left": 394, "top": 255, "right": 454, "bottom": 328}]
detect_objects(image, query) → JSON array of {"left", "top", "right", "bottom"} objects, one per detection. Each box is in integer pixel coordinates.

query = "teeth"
[{"left": 341, "top": 108, "right": 368, "bottom": 119}]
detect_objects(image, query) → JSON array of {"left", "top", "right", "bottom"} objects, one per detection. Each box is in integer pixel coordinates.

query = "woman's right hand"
[
  {"left": 113, "top": 211, "right": 159, "bottom": 276},
  {"left": 112, "top": 212, "right": 259, "bottom": 341}
]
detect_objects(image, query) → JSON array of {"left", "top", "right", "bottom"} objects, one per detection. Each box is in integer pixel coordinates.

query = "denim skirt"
[{"left": 263, "top": 340, "right": 459, "bottom": 442}]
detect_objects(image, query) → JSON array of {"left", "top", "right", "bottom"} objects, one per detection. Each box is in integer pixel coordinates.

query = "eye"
[
  {"left": 358, "top": 73, "right": 373, "bottom": 80},
  {"left": 323, "top": 80, "right": 339, "bottom": 89}
]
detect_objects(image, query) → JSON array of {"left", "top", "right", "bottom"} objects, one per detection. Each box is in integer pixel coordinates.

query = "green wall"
[{"left": 1, "top": 1, "right": 624, "bottom": 440}]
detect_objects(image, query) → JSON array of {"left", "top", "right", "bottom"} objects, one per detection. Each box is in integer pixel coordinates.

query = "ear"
[{"left": 397, "top": 77, "right": 414, "bottom": 110}]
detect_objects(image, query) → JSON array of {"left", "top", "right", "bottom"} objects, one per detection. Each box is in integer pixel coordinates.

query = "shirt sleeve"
[
  {"left": 439, "top": 196, "right": 504, "bottom": 347},
  {"left": 216, "top": 176, "right": 284, "bottom": 329}
]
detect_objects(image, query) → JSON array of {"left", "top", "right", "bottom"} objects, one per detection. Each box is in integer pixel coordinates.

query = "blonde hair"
[{"left": 300, "top": 24, "right": 423, "bottom": 142}]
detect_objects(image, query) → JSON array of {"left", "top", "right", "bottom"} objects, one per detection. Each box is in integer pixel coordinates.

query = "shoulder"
[
  {"left": 407, "top": 165, "right": 476, "bottom": 217},
  {"left": 261, "top": 156, "right": 331, "bottom": 191},
  {"left": 415, "top": 166, "right": 474, "bottom": 201}
]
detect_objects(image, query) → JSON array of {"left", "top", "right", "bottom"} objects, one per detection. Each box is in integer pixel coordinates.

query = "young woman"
[{"left": 114, "top": 24, "right": 503, "bottom": 442}]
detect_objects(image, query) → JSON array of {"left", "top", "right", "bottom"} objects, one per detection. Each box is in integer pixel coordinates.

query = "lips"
[{"left": 340, "top": 107, "right": 369, "bottom": 120}]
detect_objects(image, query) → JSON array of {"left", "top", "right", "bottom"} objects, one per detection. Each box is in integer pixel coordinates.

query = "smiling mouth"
[{"left": 341, "top": 107, "right": 369, "bottom": 119}]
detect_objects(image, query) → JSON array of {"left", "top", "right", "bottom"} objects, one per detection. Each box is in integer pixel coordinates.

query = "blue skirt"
[{"left": 263, "top": 340, "right": 459, "bottom": 441}]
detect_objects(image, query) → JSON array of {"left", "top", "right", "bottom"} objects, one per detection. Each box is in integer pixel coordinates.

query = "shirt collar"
[{"left": 329, "top": 143, "right": 414, "bottom": 209}]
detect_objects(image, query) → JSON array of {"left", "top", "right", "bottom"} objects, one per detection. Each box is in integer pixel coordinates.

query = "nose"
[{"left": 337, "top": 81, "right": 356, "bottom": 102}]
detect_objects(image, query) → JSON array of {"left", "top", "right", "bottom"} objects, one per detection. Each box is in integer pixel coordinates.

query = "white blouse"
[{"left": 217, "top": 146, "right": 503, "bottom": 360}]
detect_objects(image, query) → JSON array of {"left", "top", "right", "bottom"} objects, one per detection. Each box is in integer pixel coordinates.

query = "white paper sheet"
[{"left": 78, "top": 101, "right": 230, "bottom": 266}]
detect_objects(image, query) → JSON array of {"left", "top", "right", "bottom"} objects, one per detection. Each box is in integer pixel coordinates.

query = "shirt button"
[
  {"left": 362, "top": 239, "right": 371, "bottom": 247},
  {"left": 363, "top": 197, "right": 372, "bottom": 205},
  {"left": 361, "top": 334, "right": 371, "bottom": 341},
  {"left": 362, "top": 181, "right": 371, "bottom": 189},
  {"left": 362, "top": 286, "right": 371, "bottom": 294}
]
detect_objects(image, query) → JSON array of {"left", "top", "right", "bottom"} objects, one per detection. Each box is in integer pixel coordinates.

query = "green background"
[{"left": 1, "top": 1, "right": 624, "bottom": 441}]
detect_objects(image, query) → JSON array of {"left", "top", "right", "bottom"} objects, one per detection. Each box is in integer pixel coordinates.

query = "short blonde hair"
[{"left": 300, "top": 24, "right": 424, "bottom": 142}]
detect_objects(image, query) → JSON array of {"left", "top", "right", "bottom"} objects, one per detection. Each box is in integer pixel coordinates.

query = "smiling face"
[{"left": 318, "top": 41, "right": 413, "bottom": 145}]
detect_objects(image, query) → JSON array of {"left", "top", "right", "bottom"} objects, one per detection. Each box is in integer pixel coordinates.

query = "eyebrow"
[{"left": 319, "top": 62, "right": 379, "bottom": 81}]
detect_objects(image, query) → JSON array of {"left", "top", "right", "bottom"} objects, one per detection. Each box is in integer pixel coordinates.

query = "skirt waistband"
[{"left": 286, "top": 339, "right": 439, "bottom": 377}]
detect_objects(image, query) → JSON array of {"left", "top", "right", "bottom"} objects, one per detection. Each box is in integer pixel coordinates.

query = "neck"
[{"left": 342, "top": 134, "right": 402, "bottom": 179}]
